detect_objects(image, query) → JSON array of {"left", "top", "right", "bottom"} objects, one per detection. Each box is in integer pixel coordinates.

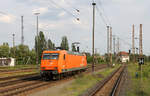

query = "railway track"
[
  {"left": 0, "top": 73, "right": 39, "bottom": 81},
  {"left": 0, "top": 64, "right": 107, "bottom": 96},
  {"left": 80, "top": 64, "right": 126, "bottom": 96},
  {"left": 0, "top": 68, "right": 38, "bottom": 74},
  {"left": 0, "top": 74, "right": 40, "bottom": 87}
]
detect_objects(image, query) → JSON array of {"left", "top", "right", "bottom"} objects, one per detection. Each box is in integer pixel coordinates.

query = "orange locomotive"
[{"left": 40, "top": 50, "right": 87, "bottom": 80}]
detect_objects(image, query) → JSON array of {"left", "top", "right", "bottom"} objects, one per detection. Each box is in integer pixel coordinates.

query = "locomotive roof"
[{"left": 43, "top": 50, "right": 84, "bottom": 56}]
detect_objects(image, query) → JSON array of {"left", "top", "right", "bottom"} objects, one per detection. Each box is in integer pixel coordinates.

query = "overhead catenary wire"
[
  {"left": 61, "top": 0, "right": 80, "bottom": 12},
  {"left": 0, "top": 11, "right": 8, "bottom": 15},
  {"left": 47, "top": 0, "right": 78, "bottom": 19},
  {"left": 95, "top": 6, "right": 107, "bottom": 26},
  {"left": 97, "top": 0, "right": 111, "bottom": 25},
  {"left": 119, "top": 37, "right": 132, "bottom": 47}
]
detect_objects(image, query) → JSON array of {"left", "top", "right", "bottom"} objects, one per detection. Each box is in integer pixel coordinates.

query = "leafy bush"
[{"left": 87, "top": 56, "right": 93, "bottom": 63}]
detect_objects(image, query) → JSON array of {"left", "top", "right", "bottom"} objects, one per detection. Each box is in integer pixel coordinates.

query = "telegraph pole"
[
  {"left": 139, "top": 24, "right": 143, "bottom": 56},
  {"left": 113, "top": 35, "right": 116, "bottom": 54},
  {"left": 110, "top": 27, "right": 112, "bottom": 66},
  {"left": 107, "top": 26, "right": 110, "bottom": 67},
  {"left": 12, "top": 34, "right": 15, "bottom": 48},
  {"left": 132, "top": 24, "right": 135, "bottom": 62},
  {"left": 21, "top": 16, "right": 24, "bottom": 45},
  {"left": 34, "top": 13, "right": 40, "bottom": 65},
  {"left": 139, "top": 24, "right": 143, "bottom": 95},
  {"left": 139, "top": 24, "right": 143, "bottom": 70},
  {"left": 92, "top": 2, "right": 96, "bottom": 72},
  {"left": 12, "top": 34, "right": 15, "bottom": 57},
  {"left": 113, "top": 35, "right": 116, "bottom": 64},
  {"left": 117, "top": 37, "right": 120, "bottom": 54},
  {"left": 132, "top": 24, "right": 135, "bottom": 54}
]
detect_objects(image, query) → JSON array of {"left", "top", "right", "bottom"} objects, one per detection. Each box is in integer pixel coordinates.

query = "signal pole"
[
  {"left": 110, "top": 27, "right": 112, "bottom": 66},
  {"left": 92, "top": 2, "right": 96, "bottom": 72},
  {"left": 21, "top": 16, "right": 24, "bottom": 45},
  {"left": 107, "top": 26, "right": 110, "bottom": 67}
]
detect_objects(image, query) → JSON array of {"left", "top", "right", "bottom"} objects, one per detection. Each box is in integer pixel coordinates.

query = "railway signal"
[{"left": 138, "top": 58, "right": 144, "bottom": 65}]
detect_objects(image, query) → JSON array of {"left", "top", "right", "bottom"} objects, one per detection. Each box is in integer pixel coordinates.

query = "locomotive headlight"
[{"left": 42, "top": 67, "right": 45, "bottom": 69}]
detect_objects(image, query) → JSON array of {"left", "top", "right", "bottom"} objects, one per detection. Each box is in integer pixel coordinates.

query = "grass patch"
[
  {"left": 126, "top": 62, "right": 150, "bottom": 96},
  {"left": 61, "top": 65, "right": 120, "bottom": 96}
]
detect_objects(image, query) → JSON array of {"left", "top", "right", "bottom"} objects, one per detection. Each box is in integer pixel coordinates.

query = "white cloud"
[
  {"left": 58, "top": 11, "right": 66, "bottom": 17},
  {"left": 0, "top": 0, "right": 150, "bottom": 55},
  {"left": 32, "top": 7, "right": 48, "bottom": 15},
  {"left": 39, "top": 23, "right": 57, "bottom": 29},
  {"left": 112, "top": 0, "right": 135, "bottom": 4},
  {"left": 38, "top": 20, "right": 67, "bottom": 30},
  {"left": 0, "top": 14, "right": 15, "bottom": 23}
]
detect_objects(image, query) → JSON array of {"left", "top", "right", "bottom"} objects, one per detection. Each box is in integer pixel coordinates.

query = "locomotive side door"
[{"left": 62, "top": 54, "right": 67, "bottom": 71}]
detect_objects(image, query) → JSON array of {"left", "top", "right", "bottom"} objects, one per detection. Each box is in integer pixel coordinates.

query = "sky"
[{"left": 0, "top": 0, "right": 150, "bottom": 55}]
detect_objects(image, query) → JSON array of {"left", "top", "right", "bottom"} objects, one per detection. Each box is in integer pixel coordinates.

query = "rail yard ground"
[
  {"left": 126, "top": 62, "right": 150, "bottom": 96},
  {"left": 30, "top": 64, "right": 120, "bottom": 96},
  {"left": 1, "top": 63, "right": 150, "bottom": 96},
  {"left": 0, "top": 65, "right": 38, "bottom": 76},
  {"left": 0, "top": 64, "right": 106, "bottom": 96}
]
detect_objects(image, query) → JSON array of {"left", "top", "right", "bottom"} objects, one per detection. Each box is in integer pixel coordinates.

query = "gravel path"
[{"left": 29, "top": 80, "right": 74, "bottom": 96}]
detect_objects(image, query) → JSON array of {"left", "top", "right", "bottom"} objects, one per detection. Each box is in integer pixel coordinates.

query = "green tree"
[
  {"left": 47, "top": 39, "right": 55, "bottom": 50},
  {"left": 10, "top": 46, "right": 17, "bottom": 58},
  {"left": 60, "top": 36, "right": 69, "bottom": 50},
  {"left": 35, "top": 31, "right": 47, "bottom": 62},
  {"left": 28, "top": 49, "right": 36, "bottom": 64},
  {"left": 0, "top": 42, "right": 10, "bottom": 58},
  {"left": 15, "top": 44, "right": 30, "bottom": 64},
  {"left": 0, "top": 42, "right": 37, "bottom": 65},
  {"left": 71, "top": 43, "right": 76, "bottom": 52}
]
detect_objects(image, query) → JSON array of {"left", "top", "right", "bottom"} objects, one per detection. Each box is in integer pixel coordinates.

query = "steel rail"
[
  {"left": 110, "top": 66, "right": 126, "bottom": 96},
  {"left": 80, "top": 66, "right": 124, "bottom": 96}
]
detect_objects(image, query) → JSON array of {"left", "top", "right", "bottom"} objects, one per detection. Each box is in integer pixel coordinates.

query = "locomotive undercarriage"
[{"left": 40, "top": 69, "right": 86, "bottom": 81}]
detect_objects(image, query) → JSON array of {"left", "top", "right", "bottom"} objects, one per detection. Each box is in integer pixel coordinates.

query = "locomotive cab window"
[
  {"left": 43, "top": 53, "right": 59, "bottom": 60},
  {"left": 64, "top": 54, "right": 66, "bottom": 60}
]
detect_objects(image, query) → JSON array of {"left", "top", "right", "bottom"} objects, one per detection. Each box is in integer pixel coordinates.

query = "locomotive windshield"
[{"left": 43, "top": 53, "right": 59, "bottom": 60}]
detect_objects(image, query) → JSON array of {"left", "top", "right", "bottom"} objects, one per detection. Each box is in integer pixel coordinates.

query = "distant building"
[
  {"left": 0, "top": 58, "right": 15, "bottom": 66},
  {"left": 118, "top": 51, "right": 129, "bottom": 63}
]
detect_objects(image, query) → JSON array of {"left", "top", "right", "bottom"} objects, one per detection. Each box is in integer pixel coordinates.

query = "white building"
[
  {"left": 119, "top": 52, "right": 130, "bottom": 63},
  {"left": 0, "top": 58, "right": 15, "bottom": 66}
]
